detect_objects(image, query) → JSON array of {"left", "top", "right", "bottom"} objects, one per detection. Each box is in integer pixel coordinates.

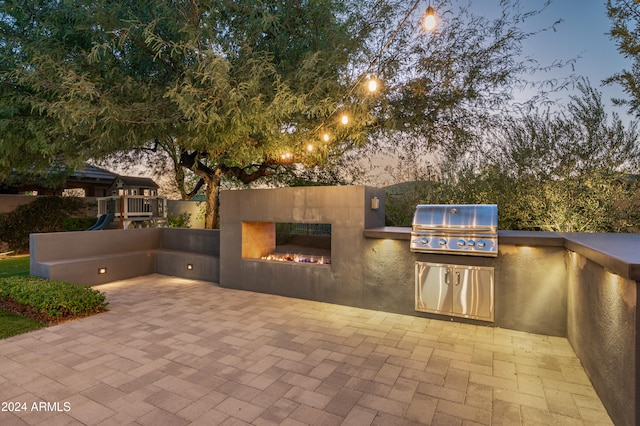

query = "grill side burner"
[{"left": 410, "top": 204, "right": 498, "bottom": 257}]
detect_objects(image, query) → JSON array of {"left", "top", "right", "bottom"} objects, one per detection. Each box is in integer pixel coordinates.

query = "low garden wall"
[{"left": 30, "top": 228, "right": 220, "bottom": 285}]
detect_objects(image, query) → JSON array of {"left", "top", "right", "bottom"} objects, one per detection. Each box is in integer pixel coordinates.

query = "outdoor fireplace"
[
  {"left": 242, "top": 222, "right": 331, "bottom": 265},
  {"left": 220, "top": 185, "right": 385, "bottom": 305}
]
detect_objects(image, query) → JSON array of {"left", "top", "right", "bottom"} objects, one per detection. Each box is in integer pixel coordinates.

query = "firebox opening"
[{"left": 242, "top": 221, "right": 331, "bottom": 265}]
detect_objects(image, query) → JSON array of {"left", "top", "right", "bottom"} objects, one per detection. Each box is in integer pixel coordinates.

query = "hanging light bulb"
[
  {"left": 341, "top": 114, "right": 349, "bottom": 125},
  {"left": 367, "top": 76, "right": 378, "bottom": 93},
  {"left": 307, "top": 144, "right": 314, "bottom": 152},
  {"left": 423, "top": 5, "right": 436, "bottom": 31},
  {"left": 322, "top": 133, "right": 330, "bottom": 142}
]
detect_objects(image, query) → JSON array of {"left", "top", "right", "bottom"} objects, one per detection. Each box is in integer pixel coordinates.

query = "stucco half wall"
[{"left": 30, "top": 228, "right": 220, "bottom": 285}]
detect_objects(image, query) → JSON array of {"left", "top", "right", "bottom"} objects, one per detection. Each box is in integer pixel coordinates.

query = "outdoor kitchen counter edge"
[{"left": 363, "top": 227, "right": 640, "bottom": 281}]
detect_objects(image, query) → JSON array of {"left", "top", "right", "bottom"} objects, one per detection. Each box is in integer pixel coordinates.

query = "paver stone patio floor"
[{"left": 0, "top": 274, "right": 613, "bottom": 425}]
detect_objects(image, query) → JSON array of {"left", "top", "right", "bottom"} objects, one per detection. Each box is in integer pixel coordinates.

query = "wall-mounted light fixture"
[
  {"left": 371, "top": 196, "right": 380, "bottom": 210},
  {"left": 98, "top": 267, "right": 107, "bottom": 275},
  {"left": 187, "top": 264, "right": 193, "bottom": 270}
]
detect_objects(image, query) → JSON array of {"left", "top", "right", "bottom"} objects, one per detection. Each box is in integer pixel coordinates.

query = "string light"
[
  {"left": 423, "top": 4, "right": 436, "bottom": 31},
  {"left": 281, "top": 0, "right": 436, "bottom": 165},
  {"left": 321, "top": 0, "right": 427, "bottom": 129},
  {"left": 367, "top": 76, "right": 378, "bottom": 93}
]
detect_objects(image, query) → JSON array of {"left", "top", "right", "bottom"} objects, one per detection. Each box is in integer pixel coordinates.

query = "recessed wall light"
[
  {"left": 187, "top": 264, "right": 193, "bottom": 270},
  {"left": 98, "top": 267, "right": 107, "bottom": 274}
]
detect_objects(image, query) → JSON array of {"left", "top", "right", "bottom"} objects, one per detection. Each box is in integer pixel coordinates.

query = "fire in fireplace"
[
  {"left": 242, "top": 222, "right": 331, "bottom": 265},
  {"left": 261, "top": 253, "right": 331, "bottom": 265}
]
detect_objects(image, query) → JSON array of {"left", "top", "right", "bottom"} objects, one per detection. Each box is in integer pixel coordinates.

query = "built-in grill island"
[{"left": 410, "top": 204, "right": 498, "bottom": 322}]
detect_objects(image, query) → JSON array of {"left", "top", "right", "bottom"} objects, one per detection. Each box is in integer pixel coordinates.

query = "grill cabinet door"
[
  {"left": 415, "top": 263, "right": 451, "bottom": 313},
  {"left": 451, "top": 266, "right": 494, "bottom": 321},
  {"left": 415, "top": 262, "right": 494, "bottom": 322}
]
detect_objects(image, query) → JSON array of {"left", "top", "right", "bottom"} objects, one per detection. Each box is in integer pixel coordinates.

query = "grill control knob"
[
  {"left": 420, "top": 237, "right": 429, "bottom": 245},
  {"left": 467, "top": 240, "right": 475, "bottom": 247},
  {"left": 438, "top": 238, "right": 447, "bottom": 246},
  {"left": 477, "top": 240, "right": 486, "bottom": 248},
  {"left": 457, "top": 239, "right": 466, "bottom": 247}
]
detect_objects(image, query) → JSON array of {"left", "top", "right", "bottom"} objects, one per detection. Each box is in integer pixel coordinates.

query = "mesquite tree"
[
  {"left": 1, "top": 0, "right": 557, "bottom": 227},
  {"left": 607, "top": 0, "right": 640, "bottom": 116}
]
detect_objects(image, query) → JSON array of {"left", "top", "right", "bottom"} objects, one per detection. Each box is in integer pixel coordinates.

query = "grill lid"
[
  {"left": 410, "top": 204, "right": 498, "bottom": 257},
  {"left": 412, "top": 204, "right": 497, "bottom": 232}
]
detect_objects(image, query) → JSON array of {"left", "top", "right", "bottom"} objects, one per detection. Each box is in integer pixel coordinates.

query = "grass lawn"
[
  {"left": 0, "top": 255, "right": 30, "bottom": 278},
  {"left": 0, "top": 256, "right": 44, "bottom": 338},
  {"left": 0, "top": 309, "right": 44, "bottom": 338}
]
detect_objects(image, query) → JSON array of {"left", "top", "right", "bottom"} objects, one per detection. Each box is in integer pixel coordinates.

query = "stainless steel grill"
[{"left": 410, "top": 204, "right": 498, "bottom": 257}]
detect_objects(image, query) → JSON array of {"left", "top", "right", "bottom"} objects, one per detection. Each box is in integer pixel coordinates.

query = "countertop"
[{"left": 363, "top": 227, "right": 640, "bottom": 281}]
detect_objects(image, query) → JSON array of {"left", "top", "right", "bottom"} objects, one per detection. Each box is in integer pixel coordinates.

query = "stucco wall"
[
  {"left": 161, "top": 227, "right": 220, "bottom": 256},
  {"left": 567, "top": 251, "right": 637, "bottom": 426},
  {"left": 30, "top": 228, "right": 220, "bottom": 285},
  {"left": 495, "top": 244, "right": 568, "bottom": 335},
  {"left": 363, "top": 238, "right": 415, "bottom": 313},
  {"left": 360, "top": 239, "right": 568, "bottom": 336}
]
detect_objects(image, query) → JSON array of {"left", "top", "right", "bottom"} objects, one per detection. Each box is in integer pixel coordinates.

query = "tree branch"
[{"left": 220, "top": 159, "right": 277, "bottom": 184}]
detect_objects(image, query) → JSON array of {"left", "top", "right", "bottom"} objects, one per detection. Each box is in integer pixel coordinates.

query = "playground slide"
[{"left": 86, "top": 213, "right": 115, "bottom": 231}]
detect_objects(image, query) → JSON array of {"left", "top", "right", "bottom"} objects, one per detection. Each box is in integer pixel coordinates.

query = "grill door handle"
[{"left": 444, "top": 271, "right": 450, "bottom": 285}]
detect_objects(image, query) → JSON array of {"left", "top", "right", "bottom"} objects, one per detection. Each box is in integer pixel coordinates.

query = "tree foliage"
[
  {"left": 1, "top": 0, "right": 563, "bottom": 227},
  {"left": 386, "top": 83, "right": 640, "bottom": 232},
  {"left": 607, "top": 0, "right": 640, "bottom": 116}
]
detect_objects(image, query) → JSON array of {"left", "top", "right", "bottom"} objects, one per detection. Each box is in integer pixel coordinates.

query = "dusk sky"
[{"left": 500, "top": 0, "right": 632, "bottom": 119}]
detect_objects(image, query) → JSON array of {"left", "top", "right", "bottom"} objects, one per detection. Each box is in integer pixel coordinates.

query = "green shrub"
[
  {"left": 0, "top": 276, "right": 108, "bottom": 317},
  {"left": 0, "top": 196, "right": 86, "bottom": 253},
  {"left": 168, "top": 212, "right": 191, "bottom": 228},
  {"left": 61, "top": 217, "right": 97, "bottom": 231}
]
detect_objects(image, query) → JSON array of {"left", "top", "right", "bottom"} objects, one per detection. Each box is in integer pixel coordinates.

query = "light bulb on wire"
[
  {"left": 367, "top": 76, "right": 378, "bottom": 93},
  {"left": 423, "top": 5, "right": 436, "bottom": 31},
  {"left": 341, "top": 114, "right": 349, "bottom": 125},
  {"left": 322, "top": 133, "right": 330, "bottom": 142}
]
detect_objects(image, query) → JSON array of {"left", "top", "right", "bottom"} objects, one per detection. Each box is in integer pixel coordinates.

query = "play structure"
[
  {"left": 86, "top": 213, "right": 115, "bottom": 231},
  {"left": 96, "top": 195, "right": 167, "bottom": 229}
]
